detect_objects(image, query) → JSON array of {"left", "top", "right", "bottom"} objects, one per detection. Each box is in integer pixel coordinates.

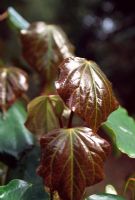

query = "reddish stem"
[{"left": 0, "top": 11, "right": 8, "bottom": 21}]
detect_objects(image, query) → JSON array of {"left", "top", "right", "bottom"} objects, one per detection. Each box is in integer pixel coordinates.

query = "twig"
[{"left": 0, "top": 11, "right": 8, "bottom": 21}]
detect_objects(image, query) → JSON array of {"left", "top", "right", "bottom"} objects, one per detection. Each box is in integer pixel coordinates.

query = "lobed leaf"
[
  {"left": 56, "top": 57, "right": 119, "bottom": 132},
  {"left": 0, "top": 67, "right": 28, "bottom": 111},
  {"left": 25, "top": 95, "right": 66, "bottom": 138},
  {"left": 37, "top": 127, "right": 111, "bottom": 200},
  {"left": 103, "top": 107, "right": 135, "bottom": 158},
  {"left": 0, "top": 101, "right": 34, "bottom": 159},
  {"left": 20, "top": 22, "right": 74, "bottom": 81}
]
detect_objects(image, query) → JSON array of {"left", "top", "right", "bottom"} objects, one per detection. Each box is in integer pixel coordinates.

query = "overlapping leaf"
[
  {"left": 0, "top": 67, "right": 28, "bottom": 111},
  {"left": 103, "top": 107, "right": 135, "bottom": 158},
  {"left": 0, "top": 179, "right": 31, "bottom": 200},
  {"left": 25, "top": 95, "right": 67, "bottom": 138},
  {"left": 0, "top": 101, "right": 34, "bottom": 159},
  {"left": 37, "top": 127, "right": 111, "bottom": 200},
  {"left": 20, "top": 22, "right": 74, "bottom": 81},
  {"left": 56, "top": 57, "right": 119, "bottom": 132},
  {"left": 7, "top": 146, "right": 49, "bottom": 200}
]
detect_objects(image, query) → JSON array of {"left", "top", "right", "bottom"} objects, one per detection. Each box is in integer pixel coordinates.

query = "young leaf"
[
  {"left": 56, "top": 57, "right": 119, "bottom": 132},
  {"left": 37, "top": 127, "right": 111, "bottom": 200},
  {"left": 103, "top": 107, "right": 135, "bottom": 158},
  {"left": 20, "top": 22, "right": 74, "bottom": 81},
  {"left": 86, "top": 193, "right": 126, "bottom": 200},
  {"left": 0, "top": 101, "right": 34, "bottom": 159},
  {"left": 25, "top": 95, "right": 66, "bottom": 138},
  {"left": 0, "top": 67, "right": 28, "bottom": 111},
  {"left": 0, "top": 179, "right": 31, "bottom": 200}
]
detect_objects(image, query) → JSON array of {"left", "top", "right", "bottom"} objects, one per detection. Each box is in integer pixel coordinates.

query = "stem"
[
  {"left": 48, "top": 97, "right": 63, "bottom": 128},
  {"left": 7, "top": 7, "right": 30, "bottom": 30},
  {"left": 0, "top": 11, "right": 8, "bottom": 21},
  {"left": 68, "top": 111, "right": 74, "bottom": 128}
]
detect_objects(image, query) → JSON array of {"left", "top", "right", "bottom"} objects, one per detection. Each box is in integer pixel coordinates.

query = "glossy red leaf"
[
  {"left": 37, "top": 127, "right": 111, "bottom": 200},
  {"left": 20, "top": 22, "right": 74, "bottom": 81},
  {"left": 0, "top": 67, "right": 28, "bottom": 111},
  {"left": 56, "top": 57, "right": 119, "bottom": 132}
]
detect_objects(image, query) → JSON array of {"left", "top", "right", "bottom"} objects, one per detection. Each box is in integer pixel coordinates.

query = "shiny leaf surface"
[
  {"left": 0, "top": 67, "right": 28, "bottom": 111},
  {"left": 0, "top": 101, "right": 34, "bottom": 159},
  {"left": 0, "top": 179, "right": 31, "bottom": 200},
  {"left": 86, "top": 193, "right": 126, "bottom": 200},
  {"left": 25, "top": 95, "right": 66, "bottom": 138},
  {"left": 103, "top": 107, "right": 135, "bottom": 158},
  {"left": 56, "top": 57, "right": 118, "bottom": 132},
  {"left": 20, "top": 22, "right": 74, "bottom": 81},
  {"left": 37, "top": 127, "right": 111, "bottom": 200}
]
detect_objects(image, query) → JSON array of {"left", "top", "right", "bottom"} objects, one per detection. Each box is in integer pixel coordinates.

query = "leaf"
[
  {"left": 7, "top": 146, "right": 49, "bottom": 200},
  {"left": 86, "top": 193, "right": 126, "bottom": 200},
  {"left": 0, "top": 179, "right": 31, "bottom": 200},
  {"left": 7, "top": 7, "right": 30, "bottom": 30},
  {"left": 25, "top": 95, "right": 67, "bottom": 138},
  {"left": 56, "top": 57, "right": 119, "bottom": 132},
  {"left": 20, "top": 22, "right": 74, "bottom": 81},
  {"left": 123, "top": 173, "right": 135, "bottom": 200},
  {"left": 0, "top": 67, "right": 28, "bottom": 111},
  {"left": 0, "top": 101, "right": 34, "bottom": 159},
  {"left": 103, "top": 107, "right": 135, "bottom": 158},
  {"left": 105, "top": 184, "right": 117, "bottom": 195},
  {"left": 37, "top": 127, "right": 111, "bottom": 200}
]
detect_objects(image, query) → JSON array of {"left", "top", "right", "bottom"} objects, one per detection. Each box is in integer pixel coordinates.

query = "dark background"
[{"left": 0, "top": 0, "right": 135, "bottom": 114}]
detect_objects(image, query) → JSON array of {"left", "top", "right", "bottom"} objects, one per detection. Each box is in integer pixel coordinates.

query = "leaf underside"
[
  {"left": 56, "top": 57, "right": 119, "bottom": 132},
  {"left": 0, "top": 67, "right": 28, "bottom": 111},
  {"left": 37, "top": 127, "right": 111, "bottom": 200}
]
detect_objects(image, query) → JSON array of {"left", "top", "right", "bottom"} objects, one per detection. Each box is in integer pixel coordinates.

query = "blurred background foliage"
[{"left": 0, "top": 0, "right": 135, "bottom": 113}]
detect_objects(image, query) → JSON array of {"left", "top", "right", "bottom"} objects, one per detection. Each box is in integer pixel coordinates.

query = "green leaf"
[
  {"left": 103, "top": 106, "right": 135, "bottom": 158},
  {"left": 0, "top": 179, "right": 31, "bottom": 200},
  {"left": 0, "top": 101, "right": 34, "bottom": 159},
  {"left": 56, "top": 57, "right": 119, "bottom": 132},
  {"left": 7, "top": 146, "right": 49, "bottom": 200},
  {"left": 37, "top": 127, "right": 111, "bottom": 200},
  {"left": 25, "top": 95, "right": 67, "bottom": 138},
  {"left": 86, "top": 193, "right": 126, "bottom": 200},
  {"left": 7, "top": 7, "right": 30, "bottom": 30}
]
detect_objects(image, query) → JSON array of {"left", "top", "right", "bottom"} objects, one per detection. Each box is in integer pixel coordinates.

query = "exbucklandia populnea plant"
[{"left": 0, "top": 7, "right": 135, "bottom": 200}]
